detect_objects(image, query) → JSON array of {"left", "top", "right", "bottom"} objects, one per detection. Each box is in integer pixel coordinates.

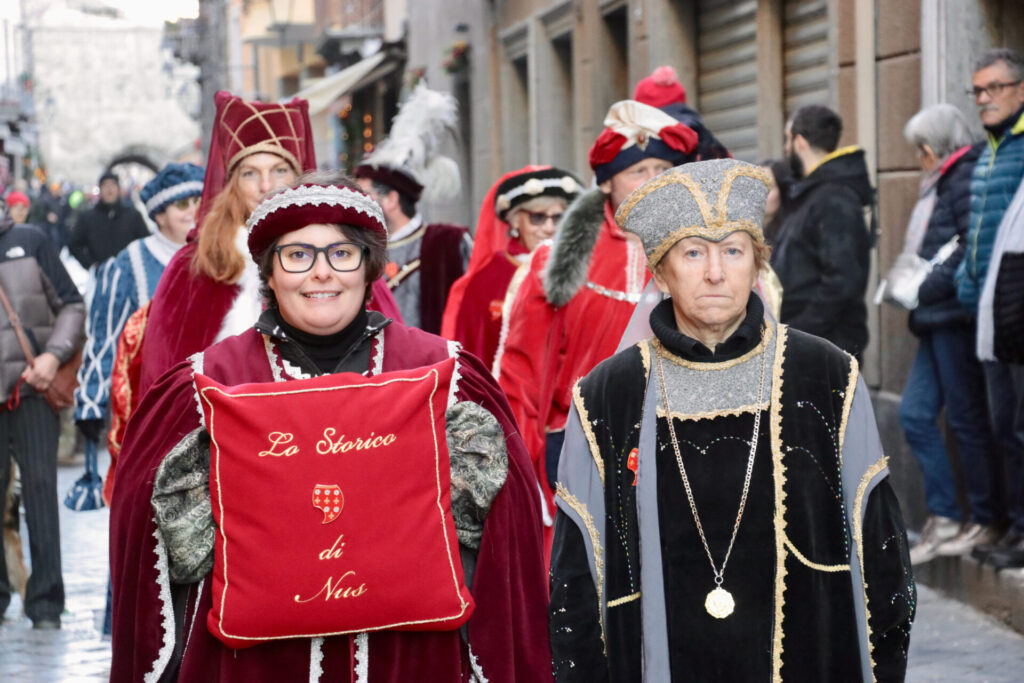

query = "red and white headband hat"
[
  {"left": 588, "top": 100, "right": 698, "bottom": 183},
  {"left": 246, "top": 184, "right": 387, "bottom": 260}
]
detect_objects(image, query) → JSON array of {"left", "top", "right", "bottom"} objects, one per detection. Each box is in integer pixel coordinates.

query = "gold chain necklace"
[{"left": 654, "top": 333, "right": 768, "bottom": 619}]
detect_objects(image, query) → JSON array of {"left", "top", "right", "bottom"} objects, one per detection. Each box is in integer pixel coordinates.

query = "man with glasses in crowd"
[{"left": 946, "top": 48, "right": 1024, "bottom": 565}]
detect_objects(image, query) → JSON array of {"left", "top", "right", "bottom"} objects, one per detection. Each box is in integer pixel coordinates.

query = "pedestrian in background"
[
  {"left": 68, "top": 172, "right": 149, "bottom": 269},
  {"left": 759, "top": 159, "right": 795, "bottom": 244},
  {"left": 0, "top": 197, "right": 85, "bottom": 630},
  {"left": 5, "top": 191, "right": 31, "bottom": 226},
  {"left": 951, "top": 48, "right": 1024, "bottom": 563},
  {"left": 771, "top": 104, "right": 874, "bottom": 360},
  {"left": 355, "top": 83, "right": 470, "bottom": 334},
  {"left": 891, "top": 104, "right": 996, "bottom": 564},
  {"left": 632, "top": 65, "right": 730, "bottom": 161},
  {"left": 73, "top": 162, "right": 204, "bottom": 494},
  {"left": 137, "top": 92, "right": 399, "bottom": 399},
  {"left": 443, "top": 166, "right": 580, "bottom": 371},
  {"left": 497, "top": 100, "right": 698, "bottom": 526}
]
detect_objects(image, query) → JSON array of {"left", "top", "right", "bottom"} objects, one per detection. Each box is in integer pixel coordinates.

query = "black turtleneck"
[
  {"left": 985, "top": 101, "right": 1024, "bottom": 139},
  {"left": 649, "top": 293, "right": 765, "bottom": 362},
  {"left": 272, "top": 307, "right": 371, "bottom": 374}
]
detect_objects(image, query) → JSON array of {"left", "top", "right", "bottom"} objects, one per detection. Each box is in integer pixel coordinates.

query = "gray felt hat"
[{"left": 615, "top": 158, "right": 772, "bottom": 267}]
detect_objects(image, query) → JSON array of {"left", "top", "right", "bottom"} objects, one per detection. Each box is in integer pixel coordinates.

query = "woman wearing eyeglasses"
[
  {"left": 442, "top": 167, "right": 580, "bottom": 372},
  {"left": 109, "top": 172, "right": 552, "bottom": 682}
]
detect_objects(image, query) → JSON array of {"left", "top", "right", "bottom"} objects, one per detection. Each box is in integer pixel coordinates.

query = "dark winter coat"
[
  {"left": 69, "top": 200, "right": 149, "bottom": 268},
  {"left": 771, "top": 147, "right": 873, "bottom": 358},
  {"left": 909, "top": 143, "right": 983, "bottom": 334}
]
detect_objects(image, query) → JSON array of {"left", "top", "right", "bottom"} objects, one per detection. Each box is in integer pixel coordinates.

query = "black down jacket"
[
  {"left": 771, "top": 148, "right": 873, "bottom": 358},
  {"left": 909, "top": 142, "right": 983, "bottom": 334}
]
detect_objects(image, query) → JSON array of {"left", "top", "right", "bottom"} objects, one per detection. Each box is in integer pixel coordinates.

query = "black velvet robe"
[{"left": 550, "top": 298, "right": 915, "bottom": 682}]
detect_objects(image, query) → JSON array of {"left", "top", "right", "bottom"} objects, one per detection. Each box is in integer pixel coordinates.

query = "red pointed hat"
[
  {"left": 216, "top": 92, "right": 313, "bottom": 176},
  {"left": 196, "top": 91, "right": 318, "bottom": 230}
]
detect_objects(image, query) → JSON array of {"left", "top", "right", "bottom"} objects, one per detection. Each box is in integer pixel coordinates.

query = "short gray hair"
[
  {"left": 903, "top": 104, "right": 976, "bottom": 159},
  {"left": 975, "top": 48, "right": 1024, "bottom": 81}
]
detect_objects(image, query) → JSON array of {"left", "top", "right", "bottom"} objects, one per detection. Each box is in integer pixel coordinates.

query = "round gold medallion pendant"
[{"left": 704, "top": 587, "right": 735, "bottom": 619}]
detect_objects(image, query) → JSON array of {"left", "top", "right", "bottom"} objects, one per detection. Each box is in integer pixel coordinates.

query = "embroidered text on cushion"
[{"left": 193, "top": 358, "right": 473, "bottom": 648}]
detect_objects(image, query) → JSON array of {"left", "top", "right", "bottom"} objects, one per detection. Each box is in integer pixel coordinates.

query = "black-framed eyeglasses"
[
  {"left": 273, "top": 242, "right": 366, "bottom": 273},
  {"left": 171, "top": 196, "right": 200, "bottom": 210},
  {"left": 968, "top": 80, "right": 1022, "bottom": 99},
  {"left": 525, "top": 211, "right": 564, "bottom": 226}
]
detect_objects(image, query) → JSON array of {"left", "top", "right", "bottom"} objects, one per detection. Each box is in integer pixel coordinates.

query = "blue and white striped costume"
[{"left": 73, "top": 231, "right": 181, "bottom": 420}]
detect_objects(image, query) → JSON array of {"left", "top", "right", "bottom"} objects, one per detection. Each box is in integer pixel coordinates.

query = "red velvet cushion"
[{"left": 193, "top": 358, "right": 473, "bottom": 649}]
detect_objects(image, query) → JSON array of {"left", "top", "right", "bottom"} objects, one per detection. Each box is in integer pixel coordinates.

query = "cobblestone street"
[
  {"left": 2, "top": 451, "right": 1024, "bottom": 681},
  {"left": 1, "top": 451, "right": 111, "bottom": 682}
]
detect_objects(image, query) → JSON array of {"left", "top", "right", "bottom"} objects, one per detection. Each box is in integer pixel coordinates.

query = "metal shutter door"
[
  {"left": 696, "top": 0, "right": 759, "bottom": 161},
  {"left": 783, "top": 0, "right": 832, "bottom": 115}
]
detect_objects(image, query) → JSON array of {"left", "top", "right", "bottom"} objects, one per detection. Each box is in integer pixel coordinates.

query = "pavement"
[
  {"left": 1, "top": 451, "right": 111, "bottom": 682},
  {"left": 2, "top": 453, "right": 1024, "bottom": 681}
]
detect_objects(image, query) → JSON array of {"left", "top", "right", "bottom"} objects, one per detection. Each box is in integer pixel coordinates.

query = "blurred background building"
[{"left": 17, "top": 0, "right": 200, "bottom": 189}]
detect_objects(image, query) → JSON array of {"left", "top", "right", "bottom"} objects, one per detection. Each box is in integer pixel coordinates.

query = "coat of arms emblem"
[{"left": 312, "top": 484, "right": 344, "bottom": 524}]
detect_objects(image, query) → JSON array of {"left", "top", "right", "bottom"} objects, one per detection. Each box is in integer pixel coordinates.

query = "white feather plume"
[{"left": 363, "top": 83, "right": 462, "bottom": 201}]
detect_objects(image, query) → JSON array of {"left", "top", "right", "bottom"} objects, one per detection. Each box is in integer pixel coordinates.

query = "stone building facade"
[{"left": 27, "top": 1, "right": 199, "bottom": 186}]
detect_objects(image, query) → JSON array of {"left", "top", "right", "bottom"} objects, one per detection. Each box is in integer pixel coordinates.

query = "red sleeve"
[{"left": 497, "top": 248, "right": 557, "bottom": 483}]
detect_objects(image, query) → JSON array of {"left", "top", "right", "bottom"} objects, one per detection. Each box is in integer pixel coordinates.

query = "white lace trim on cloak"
[
  {"left": 446, "top": 339, "right": 463, "bottom": 408},
  {"left": 354, "top": 632, "right": 370, "bottom": 682},
  {"left": 309, "top": 638, "right": 325, "bottom": 682},
  {"left": 468, "top": 642, "right": 489, "bottom": 682},
  {"left": 189, "top": 352, "right": 205, "bottom": 428},
  {"left": 145, "top": 527, "right": 176, "bottom": 683}
]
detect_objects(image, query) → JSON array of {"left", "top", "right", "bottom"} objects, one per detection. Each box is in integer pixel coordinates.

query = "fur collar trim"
[{"left": 543, "top": 188, "right": 607, "bottom": 307}]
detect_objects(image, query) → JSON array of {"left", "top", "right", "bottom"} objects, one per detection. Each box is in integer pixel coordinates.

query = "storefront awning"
[{"left": 293, "top": 52, "right": 396, "bottom": 115}]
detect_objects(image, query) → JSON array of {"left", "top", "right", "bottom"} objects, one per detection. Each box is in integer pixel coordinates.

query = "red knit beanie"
[
  {"left": 633, "top": 66, "right": 687, "bottom": 108},
  {"left": 5, "top": 191, "right": 29, "bottom": 207}
]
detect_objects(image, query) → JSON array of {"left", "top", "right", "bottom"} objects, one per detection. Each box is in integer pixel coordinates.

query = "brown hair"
[
  {"left": 753, "top": 240, "right": 772, "bottom": 273},
  {"left": 191, "top": 173, "right": 251, "bottom": 283}
]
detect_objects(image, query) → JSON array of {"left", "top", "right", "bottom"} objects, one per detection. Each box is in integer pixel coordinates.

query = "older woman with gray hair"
[{"left": 893, "top": 103, "right": 1000, "bottom": 564}]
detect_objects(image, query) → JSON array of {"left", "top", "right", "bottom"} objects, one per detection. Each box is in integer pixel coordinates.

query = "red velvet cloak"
[
  {"left": 418, "top": 224, "right": 470, "bottom": 335},
  {"left": 110, "top": 321, "right": 550, "bottom": 682},
  {"left": 450, "top": 239, "right": 528, "bottom": 370},
  {"left": 497, "top": 201, "right": 650, "bottom": 504}
]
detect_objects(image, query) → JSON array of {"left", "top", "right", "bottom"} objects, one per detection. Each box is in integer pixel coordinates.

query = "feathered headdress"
[{"left": 355, "top": 83, "right": 461, "bottom": 202}]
